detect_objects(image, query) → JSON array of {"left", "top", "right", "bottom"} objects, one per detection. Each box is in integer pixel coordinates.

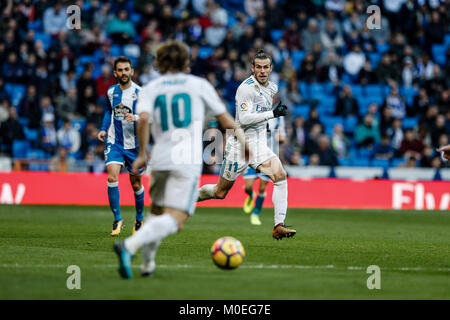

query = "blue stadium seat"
[
  {"left": 350, "top": 84, "right": 363, "bottom": 97},
  {"left": 391, "top": 158, "right": 405, "bottom": 168},
  {"left": 291, "top": 50, "right": 305, "bottom": 71},
  {"left": 18, "top": 117, "right": 28, "bottom": 127},
  {"left": 4, "top": 84, "right": 26, "bottom": 107},
  {"left": 34, "top": 32, "right": 51, "bottom": 50},
  {"left": 298, "top": 81, "right": 308, "bottom": 97},
  {"left": 352, "top": 158, "right": 370, "bottom": 167},
  {"left": 376, "top": 43, "right": 390, "bottom": 54},
  {"left": 343, "top": 116, "right": 358, "bottom": 133},
  {"left": 371, "top": 158, "right": 390, "bottom": 169},
  {"left": 110, "top": 44, "right": 122, "bottom": 57},
  {"left": 322, "top": 116, "right": 343, "bottom": 132},
  {"left": 402, "top": 117, "right": 418, "bottom": 129},
  {"left": 24, "top": 128, "right": 39, "bottom": 142},
  {"left": 12, "top": 140, "right": 30, "bottom": 159},
  {"left": 301, "top": 155, "right": 309, "bottom": 165},
  {"left": 338, "top": 158, "right": 351, "bottom": 166},
  {"left": 445, "top": 34, "right": 450, "bottom": 47},
  {"left": 293, "top": 105, "right": 310, "bottom": 119},
  {"left": 28, "top": 20, "right": 42, "bottom": 32},
  {"left": 368, "top": 52, "right": 381, "bottom": 68},
  {"left": 432, "top": 44, "right": 447, "bottom": 65},
  {"left": 226, "top": 14, "right": 237, "bottom": 27},
  {"left": 72, "top": 119, "right": 87, "bottom": 132},
  {"left": 270, "top": 29, "right": 284, "bottom": 43},
  {"left": 79, "top": 55, "right": 95, "bottom": 65},
  {"left": 358, "top": 148, "right": 373, "bottom": 159},
  {"left": 198, "top": 46, "right": 214, "bottom": 59},
  {"left": 362, "top": 84, "right": 382, "bottom": 96},
  {"left": 130, "top": 12, "right": 141, "bottom": 24},
  {"left": 26, "top": 149, "right": 45, "bottom": 159}
]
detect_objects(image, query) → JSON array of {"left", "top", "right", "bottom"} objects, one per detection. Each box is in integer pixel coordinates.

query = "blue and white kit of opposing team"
[
  {"left": 102, "top": 81, "right": 142, "bottom": 172},
  {"left": 99, "top": 76, "right": 145, "bottom": 236}
]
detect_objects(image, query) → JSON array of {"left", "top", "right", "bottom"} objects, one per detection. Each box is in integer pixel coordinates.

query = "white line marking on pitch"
[{"left": 0, "top": 263, "right": 449, "bottom": 272}]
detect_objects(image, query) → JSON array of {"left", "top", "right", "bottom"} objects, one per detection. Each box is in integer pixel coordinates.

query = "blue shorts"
[
  {"left": 104, "top": 143, "right": 144, "bottom": 175},
  {"left": 243, "top": 167, "right": 270, "bottom": 181}
]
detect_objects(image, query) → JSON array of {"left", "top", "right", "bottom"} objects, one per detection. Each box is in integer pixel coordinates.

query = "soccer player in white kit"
[
  {"left": 197, "top": 49, "right": 296, "bottom": 240},
  {"left": 113, "top": 41, "right": 248, "bottom": 279}
]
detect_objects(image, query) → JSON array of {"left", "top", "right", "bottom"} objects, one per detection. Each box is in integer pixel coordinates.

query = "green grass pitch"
[{"left": 0, "top": 204, "right": 449, "bottom": 299}]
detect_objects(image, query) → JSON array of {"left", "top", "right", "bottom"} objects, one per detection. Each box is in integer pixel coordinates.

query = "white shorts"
[
  {"left": 149, "top": 170, "right": 200, "bottom": 216},
  {"left": 220, "top": 138, "right": 276, "bottom": 181}
]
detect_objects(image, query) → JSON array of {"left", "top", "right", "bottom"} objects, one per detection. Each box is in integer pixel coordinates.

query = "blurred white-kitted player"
[
  {"left": 113, "top": 40, "right": 248, "bottom": 279},
  {"left": 197, "top": 49, "right": 296, "bottom": 240}
]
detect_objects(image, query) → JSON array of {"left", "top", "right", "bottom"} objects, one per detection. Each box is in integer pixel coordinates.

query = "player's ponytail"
[{"left": 252, "top": 49, "right": 272, "bottom": 66}]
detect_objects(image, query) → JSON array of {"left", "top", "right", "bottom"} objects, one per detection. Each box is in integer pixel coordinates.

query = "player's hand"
[
  {"left": 97, "top": 130, "right": 107, "bottom": 142},
  {"left": 273, "top": 101, "right": 288, "bottom": 118},
  {"left": 124, "top": 112, "right": 136, "bottom": 122},
  {"left": 436, "top": 144, "right": 450, "bottom": 161},
  {"left": 132, "top": 155, "right": 147, "bottom": 175}
]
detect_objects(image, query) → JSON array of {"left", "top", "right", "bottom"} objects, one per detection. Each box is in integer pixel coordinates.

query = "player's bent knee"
[
  {"left": 273, "top": 170, "right": 287, "bottom": 183},
  {"left": 108, "top": 176, "right": 118, "bottom": 183}
]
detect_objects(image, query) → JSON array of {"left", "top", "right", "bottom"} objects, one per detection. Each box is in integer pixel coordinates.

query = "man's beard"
[{"left": 118, "top": 76, "right": 130, "bottom": 85}]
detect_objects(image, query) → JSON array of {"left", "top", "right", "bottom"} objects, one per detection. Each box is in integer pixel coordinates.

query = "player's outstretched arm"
[
  {"left": 132, "top": 112, "right": 151, "bottom": 174},
  {"left": 436, "top": 144, "right": 450, "bottom": 161}
]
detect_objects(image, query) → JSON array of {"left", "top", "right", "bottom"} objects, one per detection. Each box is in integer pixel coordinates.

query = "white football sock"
[
  {"left": 124, "top": 213, "right": 178, "bottom": 255},
  {"left": 197, "top": 184, "right": 217, "bottom": 201},
  {"left": 273, "top": 179, "right": 288, "bottom": 226},
  {"left": 142, "top": 239, "right": 162, "bottom": 264}
]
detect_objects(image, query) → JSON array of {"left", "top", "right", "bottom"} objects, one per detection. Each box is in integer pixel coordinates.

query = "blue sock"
[
  {"left": 135, "top": 186, "right": 145, "bottom": 222},
  {"left": 108, "top": 182, "right": 121, "bottom": 221},
  {"left": 252, "top": 194, "right": 266, "bottom": 215}
]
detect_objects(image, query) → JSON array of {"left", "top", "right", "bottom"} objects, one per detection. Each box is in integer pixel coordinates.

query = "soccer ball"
[{"left": 210, "top": 236, "right": 246, "bottom": 270}]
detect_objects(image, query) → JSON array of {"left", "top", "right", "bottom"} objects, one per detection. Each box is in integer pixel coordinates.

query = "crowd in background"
[{"left": 0, "top": 0, "right": 449, "bottom": 173}]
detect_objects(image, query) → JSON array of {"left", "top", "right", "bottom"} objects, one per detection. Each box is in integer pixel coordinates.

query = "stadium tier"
[{"left": 0, "top": 0, "right": 448, "bottom": 178}]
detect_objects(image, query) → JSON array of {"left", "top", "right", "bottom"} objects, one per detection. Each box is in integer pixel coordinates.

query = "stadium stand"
[{"left": 0, "top": 0, "right": 448, "bottom": 177}]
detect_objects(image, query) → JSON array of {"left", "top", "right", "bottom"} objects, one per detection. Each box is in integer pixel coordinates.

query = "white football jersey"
[
  {"left": 234, "top": 75, "right": 278, "bottom": 145},
  {"left": 136, "top": 73, "right": 226, "bottom": 173}
]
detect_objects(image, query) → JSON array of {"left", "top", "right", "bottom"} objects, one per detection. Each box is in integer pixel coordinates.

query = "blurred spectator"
[
  {"left": 301, "top": 18, "right": 322, "bottom": 52},
  {"left": 57, "top": 119, "right": 81, "bottom": 154},
  {"left": 49, "top": 146, "right": 75, "bottom": 172},
  {"left": 304, "top": 123, "right": 323, "bottom": 155},
  {"left": 43, "top": 2, "right": 67, "bottom": 36},
  {"left": 334, "top": 85, "right": 359, "bottom": 117},
  {"left": 400, "top": 129, "right": 425, "bottom": 160},
  {"left": 2, "top": 51, "right": 24, "bottom": 84},
  {"left": 96, "top": 64, "right": 115, "bottom": 98},
  {"left": 401, "top": 56, "right": 418, "bottom": 88},
  {"left": 298, "top": 52, "right": 317, "bottom": 82},
  {"left": 40, "top": 113, "right": 57, "bottom": 155},
  {"left": 0, "top": 107, "right": 24, "bottom": 155},
  {"left": 331, "top": 123, "right": 350, "bottom": 159},
  {"left": 290, "top": 116, "right": 306, "bottom": 153},
  {"left": 55, "top": 86, "right": 77, "bottom": 121},
  {"left": 320, "top": 19, "right": 344, "bottom": 53},
  {"left": 304, "top": 108, "right": 323, "bottom": 133},
  {"left": 279, "top": 79, "right": 318, "bottom": 109},
  {"left": 18, "top": 85, "right": 41, "bottom": 129},
  {"left": 430, "top": 114, "right": 449, "bottom": 146},
  {"left": 355, "top": 114, "right": 380, "bottom": 148},
  {"left": 282, "top": 21, "right": 301, "bottom": 51},
  {"left": 0, "top": 99, "right": 9, "bottom": 123},
  {"left": 106, "top": 10, "right": 136, "bottom": 45},
  {"left": 343, "top": 44, "right": 365, "bottom": 77},
  {"left": 84, "top": 150, "right": 105, "bottom": 173},
  {"left": 265, "top": 0, "right": 284, "bottom": 30},
  {"left": 318, "top": 50, "right": 343, "bottom": 84},
  {"left": 398, "top": 155, "right": 419, "bottom": 168},
  {"left": 424, "top": 10, "right": 445, "bottom": 54},
  {"left": 244, "top": 0, "right": 264, "bottom": 18},
  {"left": 373, "top": 134, "right": 394, "bottom": 160},
  {"left": 40, "top": 96, "right": 55, "bottom": 124},
  {"left": 314, "top": 134, "right": 338, "bottom": 166},
  {"left": 375, "top": 54, "right": 399, "bottom": 84},
  {"left": 383, "top": 85, "right": 406, "bottom": 119}
]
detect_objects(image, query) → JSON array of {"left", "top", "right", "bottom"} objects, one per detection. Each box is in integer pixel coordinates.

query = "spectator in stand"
[
  {"left": 0, "top": 107, "right": 24, "bottom": 155},
  {"left": 390, "top": 118, "right": 404, "bottom": 152},
  {"left": 430, "top": 114, "right": 449, "bottom": 147},
  {"left": 355, "top": 114, "right": 380, "bottom": 149},
  {"left": 331, "top": 123, "right": 350, "bottom": 159},
  {"left": 400, "top": 128, "right": 425, "bottom": 160},
  {"left": 317, "top": 50, "right": 343, "bottom": 84},
  {"left": 279, "top": 79, "right": 318, "bottom": 110},
  {"left": 49, "top": 146, "right": 75, "bottom": 172},
  {"left": 39, "top": 96, "right": 55, "bottom": 125},
  {"left": 343, "top": 44, "right": 365, "bottom": 78},
  {"left": 304, "top": 123, "right": 323, "bottom": 155},
  {"left": 18, "top": 85, "right": 41, "bottom": 129},
  {"left": 382, "top": 84, "right": 407, "bottom": 119},
  {"left": 265, "top": 0, "right": 284, "bottom": 30},
  {"left": 282, "top": 21, "right": 301, "bottom": 51},
  {"left": 401, "top": 56, "right": 418, "bottom": 88},
  {"left": 417, "top": 54, "right": 435, "bottom": 82},
  {"left": 398, "top": 155, "right": 419, "bottom": 168},
  {"left": 40, "top": 112, "right": 57, "bottom": 155},
  {"left": 55, "top": 86, "right": 77, "bottom": 121},
  {"left": 334, "top": 85, "right": 359, "bottom": 117},
  {"left": 304, "top": 108, "right": 323, "bottom": 133},
  {"left": 298, "top": 52, "right": 318, "bottom": 83},
  {"left": 2, "top": 51, "right": 24, "bottom": 84},
  {"left": 96, "top": 64, "right": 116, "bottom": 98},
  {"left": 0, "top": 99, "right": 9, "bottom": 124},
  {"left": 301, "top": 18, "right": 322, "bottom": 52},
  {"left": 290, "top": 116, "right": 306, "bottom": 154},
  {"left": 106, "top": 10, "right": 136, "bottom": 45},
  {"left": 244, "top": 0, "right": 264, "bottom": 18},
  {"left": 424, "top": 10, "right": 445, "bottom": 55},
  {"left": 43, "top": 2, "right": 67, "bottom": 36},
  {"left": 314, "top": 134, "right": 338, "bottom": 167},
  {"left": 375, "top": 53, "right": 400, "bottom": 84},
  {"left": 373, "top": 134, "right": 394, "bottom": 160},
  {"left": 320, "top": 19, "right": 345, "bottom": 53},
  {"left": 57, "top": 119, "right": 81, "bottom": 154}
]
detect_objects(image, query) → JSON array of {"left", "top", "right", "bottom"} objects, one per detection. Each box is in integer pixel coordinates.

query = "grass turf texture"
[{"left": 0, "top": 205, "right": 449, "bottom": 299}]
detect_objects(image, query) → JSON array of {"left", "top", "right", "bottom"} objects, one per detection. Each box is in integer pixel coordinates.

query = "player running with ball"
[
  {"left": 197, "top": 49, "right": 296, "bottom": 240},
  {"left": 113, "top": 41, "right": 248, "bottom": 278}
]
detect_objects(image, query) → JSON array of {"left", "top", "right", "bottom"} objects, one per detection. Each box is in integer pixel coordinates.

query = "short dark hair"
[
  {"left": 113, "top": 56, "right": 133, "bottom": 70},
  {"left": 252, "top": 49, "right": 272, "bottom": 66},
  {"left": 155, "top": 40, "right": 190, "bottom": 74}
]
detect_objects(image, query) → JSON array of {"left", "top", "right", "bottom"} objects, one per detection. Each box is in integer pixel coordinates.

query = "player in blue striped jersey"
[{"left": 97, "top": 56, "right": 145, "bottom": 236}]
